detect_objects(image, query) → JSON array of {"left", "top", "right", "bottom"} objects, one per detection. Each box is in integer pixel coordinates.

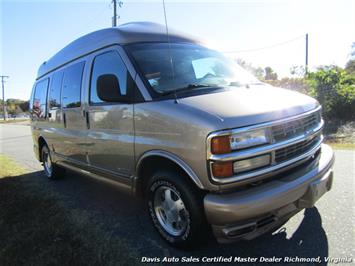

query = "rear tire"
[
  {"left": 147, "top": 169, "right": 208, "bottom": 249},
  {"left": 41, "top": 145, "right": 65, "bottom": 179}
]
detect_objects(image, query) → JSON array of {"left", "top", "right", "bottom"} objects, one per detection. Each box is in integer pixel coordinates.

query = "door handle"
[
  {"left": 63, "top": 113, "right": 67, "bottom": 128},
  {"left": 85, "top": 111, "right": 90, "bottom": 129}
]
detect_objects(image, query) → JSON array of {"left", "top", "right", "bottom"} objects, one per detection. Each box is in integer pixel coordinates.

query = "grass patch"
[
  {"left": 0, "top": 154, "right": 26, "bottom": 177},
  {"left": 325, "top": 142, "right": 355, "bottom": 150},
  {"left": 324, "top": 120, "right": 355, "bottom": 144},
  {"left": 0, "top": 154, "right": 138, "bottom": 265},
  {"left": 323, "top": 121, "right": 355, "bottom": 150},
  {"left": 0, "top": 119, "right": 29, "bottom": 124}
]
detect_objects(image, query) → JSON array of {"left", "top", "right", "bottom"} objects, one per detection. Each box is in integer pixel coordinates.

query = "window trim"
[
  {"left": 48, "top": 70, "right": 64, "bottom": 110},
  {"left": 61, "top": 61, "right": 85, "bottom": 109},
  {"left": 89, "top": 50, "right": 135, "bottom": 106},
  {"left": 32, "top": 78, "right": 50, "bottom": 119}
]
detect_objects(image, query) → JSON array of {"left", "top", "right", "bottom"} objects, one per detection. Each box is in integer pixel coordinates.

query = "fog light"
[{"left": 233, "top": 154, "right": 270, "bottom": 173}]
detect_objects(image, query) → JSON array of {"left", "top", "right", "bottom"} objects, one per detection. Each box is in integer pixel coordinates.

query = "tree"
[
  {"left": 345, "top": 60, "right": 355, "bottom": 75},
  {"left": 0, "top": 99, "right": 29, "bottom": 116},
  {"left": 264, "top": 66, "right": 278, "bottom": 80},
  {"left": 350, "top": 42, "right": 355, "bottom": 58},
  {"left": 266, "top": 77, "right": 310, "bottom": 94},
  {"left": 290, "top": 65, "right": 306, "bottom": 77},
  {"left": 345, "top": 42, "right": 355, "bottom": 74},
  {"left": 235, "top": 58, "right": 265, "bottom": 80},
  {"left": 19, "top": 101, "right": 29, "bottom": 112},
  {"left": 254, "top": 67, "right": 265, "bottom": 80},
  {"left": 307, "top": 65, "right": 355, "bottom": 120}
]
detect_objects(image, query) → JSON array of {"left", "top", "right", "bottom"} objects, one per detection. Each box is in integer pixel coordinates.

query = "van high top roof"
[{"left": 37, "top": 22, "right": 200, "bottom": 79}]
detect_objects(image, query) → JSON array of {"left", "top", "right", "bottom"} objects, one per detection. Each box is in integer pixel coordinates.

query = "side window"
[
  {"left": 90, "top": 51, "right": 128, "bottom": 104},
  {"left": 62, "top": 62, "right": 85, "bottom": 108},
  {"left": 49, "top": 71, "right": 63, "bottom": 109},
  {"left": 32, "top": 79, "right": 49, "bottom": 119}
]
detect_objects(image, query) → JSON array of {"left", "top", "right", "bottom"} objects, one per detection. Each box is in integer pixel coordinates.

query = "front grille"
[
  {"left": 272, "top": 112, "right": 320, "bottom": 142},
  {"left": 208, "top": 108, "right": 323, "bottom": 184},
  {"left": 275, "top": 135, "right": 320, "bottom": 163}
]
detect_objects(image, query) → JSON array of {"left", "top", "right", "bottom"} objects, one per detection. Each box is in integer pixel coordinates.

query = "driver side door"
[{"left": 86, "top": 49, "right": 135, "bottom": 178}]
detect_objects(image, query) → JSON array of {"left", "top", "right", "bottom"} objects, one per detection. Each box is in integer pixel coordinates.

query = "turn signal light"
[
  {"left": 211, "top": 161, "right": 233, "bottom": 178},
  {"left": 211, "top": 136, "right": 231, "bottom": 154}
]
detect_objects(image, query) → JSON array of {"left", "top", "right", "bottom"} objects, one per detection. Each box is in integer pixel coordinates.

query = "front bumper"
[{"left": 204, "top": 144, "right": 334, "bottom": 243}]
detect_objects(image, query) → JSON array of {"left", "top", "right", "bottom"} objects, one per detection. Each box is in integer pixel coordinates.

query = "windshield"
[{"left": 127, "top": 43, "right": 260, "bottom": 96}]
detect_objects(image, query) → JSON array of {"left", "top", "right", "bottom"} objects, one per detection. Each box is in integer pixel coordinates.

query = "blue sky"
[{"left": 1, "top": 0, "right": 354, "bottom": 100}]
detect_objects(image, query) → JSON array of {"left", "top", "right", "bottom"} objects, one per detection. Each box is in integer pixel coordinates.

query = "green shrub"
[
  {"left": 306, "top": 66, "right": 355, "bottom": 120},
  {"left": 266, "top": 77, "right": 310, "bottom": 94}
]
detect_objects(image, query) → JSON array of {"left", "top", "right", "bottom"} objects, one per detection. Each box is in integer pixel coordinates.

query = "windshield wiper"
[
  {"left": 160, "top": 84, "right": 213, "bottom": 96},
  {"left": 229, "top": 81, "right": 264, "bottom": 87}
]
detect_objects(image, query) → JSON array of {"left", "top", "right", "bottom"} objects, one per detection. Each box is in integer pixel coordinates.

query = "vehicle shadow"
[
  {"left": 0, "top": 170, "right": 329, "bottom": 265},
  {"left": 178, "top": 207, "right": 329, "bottom": 264}
]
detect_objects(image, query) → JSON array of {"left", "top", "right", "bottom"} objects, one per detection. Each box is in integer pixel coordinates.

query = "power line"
[
  {"left": 223, "top": 35, "right": 304, "bottom": 54},
  {"left": 85, "top": 3, "right": 111, "bottom": 29},
  {"left": 67, "top": 3, "right": 111, "bottom": 42},
  {"left": 1, "top": 75, "right": 9, "bottom": 121}
]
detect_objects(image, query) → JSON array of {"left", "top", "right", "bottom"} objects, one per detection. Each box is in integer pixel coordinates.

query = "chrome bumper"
[{"left": 204, "top": 144, "right": 334, "bottom": 243}]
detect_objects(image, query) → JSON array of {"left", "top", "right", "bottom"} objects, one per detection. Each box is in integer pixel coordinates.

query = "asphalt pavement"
[{"left": 0, "top": 123, "right": 354, "bottom": 265}]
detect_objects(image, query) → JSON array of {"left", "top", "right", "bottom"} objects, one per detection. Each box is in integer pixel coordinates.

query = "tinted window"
[
  {"left": 127, "top": 43, "right": 259, "bottom": 96},
  {"left": 49, "top": 71, "right": 63, "bottom": 109},
  {"left": 90, "top": 51, "right": 128, "bottom": 104},
  {"left": 32, "top": 79, "right": 49, "bottom": 119},
  {"left": 62, "top": 62, "right": 85, "bottom": 108}
]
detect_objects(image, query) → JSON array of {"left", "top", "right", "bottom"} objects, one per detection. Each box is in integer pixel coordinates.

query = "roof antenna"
[{"left": 162, "top": 0, "right": 178, "bottom": 103}]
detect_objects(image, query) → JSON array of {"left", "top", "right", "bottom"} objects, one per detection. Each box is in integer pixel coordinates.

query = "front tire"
[
  {"left": 147, "top": 170, "right": 208, "bottom": 249},
  {"left": 41, "top": 145, "right": 65, "bottom": 179}
]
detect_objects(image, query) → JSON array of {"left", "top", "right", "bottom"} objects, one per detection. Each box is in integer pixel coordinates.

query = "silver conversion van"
[{"left": 30, "top": 22, "right": 334, "bottom": 248}]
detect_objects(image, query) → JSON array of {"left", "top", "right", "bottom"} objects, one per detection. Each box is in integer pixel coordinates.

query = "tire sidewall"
[
  {"left": 41, "top": 145, "right": 53, "bottom": 178},
  {"left": 147, "top": 175, "right": 199, "bottom": 247}
]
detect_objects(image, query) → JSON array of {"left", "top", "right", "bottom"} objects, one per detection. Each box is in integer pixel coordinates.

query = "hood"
[{"left": 178, "top": 85, "right": 319, "bottom": 130}]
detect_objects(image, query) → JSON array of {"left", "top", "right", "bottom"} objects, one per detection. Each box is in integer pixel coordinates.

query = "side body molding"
[{"left": 136, "top": 150, "right": 205, "bottom": 189}]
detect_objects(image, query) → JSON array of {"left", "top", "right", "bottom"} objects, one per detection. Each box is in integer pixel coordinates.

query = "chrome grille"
[
  {"left": 275, "top": 135, "right": 320, "bottom": 163},
  {"left": 272, "top": 112, "right": 320, "bottom": 142},
  {"left": 207, "top": 107, "right": 323, "bottom": 184}
]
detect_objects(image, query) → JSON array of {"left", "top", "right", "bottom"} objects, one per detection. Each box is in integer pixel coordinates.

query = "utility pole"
[
  {"left": 1, "top": 75, "right": 9, "bottom": 121},
  {"left": 305, "top": 33, "right": 309, "bottom": 75},
  {"left": 112, "top": 0, "right": 123, "bottom": 27}
]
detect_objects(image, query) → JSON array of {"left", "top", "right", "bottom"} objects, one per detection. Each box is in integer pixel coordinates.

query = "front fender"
[{"left": 135, "top": 149, "right": 204, "bottom": 189}]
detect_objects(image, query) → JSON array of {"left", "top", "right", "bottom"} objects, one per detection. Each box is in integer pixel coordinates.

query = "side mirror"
[{"left": 97, "top": 74, "right": 125, "bottom": 102}]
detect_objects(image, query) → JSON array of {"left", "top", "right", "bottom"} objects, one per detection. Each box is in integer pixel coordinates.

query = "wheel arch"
[{"left": 134, "top": 150, "right": 204, "bottom": 196}]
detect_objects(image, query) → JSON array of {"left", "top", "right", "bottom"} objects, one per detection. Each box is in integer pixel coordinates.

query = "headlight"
[
  {"left": 211, "top": 129, "right": 270, "bottom": 154},
  {"left": 230, "top": 129, "right": 270, "bottom": 150}
]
